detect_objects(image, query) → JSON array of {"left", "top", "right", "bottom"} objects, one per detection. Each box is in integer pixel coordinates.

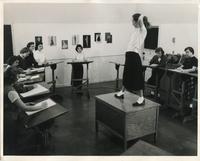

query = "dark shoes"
[
  {"left": 132, "top": 100, "right": 145, "bottom": 106},
  {"left": 114, "top": 94, "right": 124, "bottom": 99}
]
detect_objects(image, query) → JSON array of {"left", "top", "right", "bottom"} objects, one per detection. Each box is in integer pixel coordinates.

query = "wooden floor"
[{"left": 13, "top": 81, "right": 198, "bottom": 155}]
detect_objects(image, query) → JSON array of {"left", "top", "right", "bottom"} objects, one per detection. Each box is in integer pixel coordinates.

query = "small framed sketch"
[
  {"left": 94, "top": 33, "right": 101, "bottom": 42},
  {"left": 49, "top": 36, "right": 57, "bottom": 46},
  {"left": 35, "top": 36, "right": 42, "bottom": 50},
  {"left": 105, "top": 32, "right": 112, "bottom": 43},
  {"left": 83, "top": 35, "right": 91, "bottom": 48},
  {"left": 72, "top": 35, "right": 79, "bottom": 45},
  {"left": 62, "top": 40, "right": 68, "bottom": 49}
]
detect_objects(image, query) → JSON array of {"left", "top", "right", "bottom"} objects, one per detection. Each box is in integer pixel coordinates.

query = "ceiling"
[{"left": 4, "top": 3, "right": 198, "bottom": 24}]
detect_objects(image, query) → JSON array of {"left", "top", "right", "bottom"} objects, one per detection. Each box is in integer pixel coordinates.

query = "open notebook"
[
  {"left": 20, "top": 84, "right": 49, "bottom": 98},
  {"left": 25, "top": 98, "right": 56, "bottom": 116}
]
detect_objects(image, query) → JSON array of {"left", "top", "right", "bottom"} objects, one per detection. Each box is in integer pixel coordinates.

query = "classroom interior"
[{"left": 2, "top": 2, "right": 199, "bottom": 156}]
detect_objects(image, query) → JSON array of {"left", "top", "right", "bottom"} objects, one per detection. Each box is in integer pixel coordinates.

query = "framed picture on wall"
[
  {"left": 94, "top": 33, "right": 101, "bottom": 42},
  {"left": 62, "top": 40, "right": 68, "bottom": 49},
  {"left": 83, "top": 35, "right": 91, "bottom": 48},
  {"left": 35, "top": 36, "right": 42, "bottom": 50},
  {"left": 48, "top": 36, "right": 57, "bottom": 46},
  {"left": 105, "top": 32, "right": 112, "bottom": 43},
  {"left": 72, "top": 35, "right": 79, "bottom": 45}
]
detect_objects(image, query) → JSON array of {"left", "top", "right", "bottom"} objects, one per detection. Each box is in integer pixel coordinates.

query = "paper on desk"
[
  {"left": 25, "top": 98, "right": 56, "bottom": 115},
  {"left": 20, "top": 84, "right": 49, "bottom": 97},
  {"left": 30, "top": 67, "right": 45, "bottom": 73},
  {"left": 30, "top": 75, "right": 40, "bottom": 80}
]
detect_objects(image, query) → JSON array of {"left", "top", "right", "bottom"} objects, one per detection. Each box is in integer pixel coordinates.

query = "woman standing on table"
[{"left": 115, "top": 13, "right": 150, "bottom": 106}]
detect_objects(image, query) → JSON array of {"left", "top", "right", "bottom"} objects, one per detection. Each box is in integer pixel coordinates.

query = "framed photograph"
[
  {"left": 94, "top": 33, "right": 101, "bottom": 42},
  {"left": 62, "top": 40, "right": 68, "bottom": 49},
  {"left": 72, "top": 35, "right": 79, "bottom": 45},
  {"left": 105, "top": 32, "right": 112, "bottom": 43},
  {"left": 48, "top": 36, "right": 57, "bottom": 46},
  {"left": 83, "top": 35, "right": 91, "bottom": 48},
  {"left": 35, "top": 36, "right": 42, "bottom": 50}
]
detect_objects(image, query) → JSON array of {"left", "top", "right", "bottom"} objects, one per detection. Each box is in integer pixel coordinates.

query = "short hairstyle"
[
  {"left": 20, "top": 47, "right": 29, "bottom": 54},
  {"left": 7, "top": 56, "right": 18, "bottom": 65},
  {"left": 184, "top": 47, "right": 194, "bottom": 54},
  {"left": 26, "top": 42, "right": 34, "bottom": 48},
  {"left": 75, "top": 44, "right": 83, "bottom": 52},
  {"left": 4, "top": 67, "right": 18, "bottom": 85},
  {"left": 155, "top": 47, "right": 164, "bottom": 55}
]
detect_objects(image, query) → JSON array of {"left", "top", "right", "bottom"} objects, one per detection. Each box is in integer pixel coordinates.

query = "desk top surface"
[
  {"left": 95, "top": 92, "right": 160, "bottom": 113},
  {"left": 25, "top": 102, "right": 69, "bottom": 128},
  {"left": 67, "top": 60, "right": 93, "bottom": 64},
  {"left": 143, "top": 65, "right": 197, "bottom": 77}
]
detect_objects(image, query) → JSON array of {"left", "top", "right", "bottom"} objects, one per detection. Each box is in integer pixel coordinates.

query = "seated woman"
[
  {"left": 5, "top": 55, "right": 23, "bottom": 73},
  {"left": 4, "top": 67, "right": 46, "bottom": 154},
  {"left": 71, "top": 44, "right": 86, "bottom": 92},
  {"left": 33, "top": 42, "right": 47, "bottom": 66},
  {"left": 176, "top": 47, "right": 198, "bottom": 104},
  {"left": 147, "top": 47, "right": 167, "bottom": 86}
]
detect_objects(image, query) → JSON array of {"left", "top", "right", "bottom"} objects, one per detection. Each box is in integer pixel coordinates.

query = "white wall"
[{"left": 11, "top": 22, "right": 198, "bottom": 86}]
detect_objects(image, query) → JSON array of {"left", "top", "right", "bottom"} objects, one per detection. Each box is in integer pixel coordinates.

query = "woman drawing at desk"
[
  {"left": 115, "top": 13, "right": 150, "bottom": 106},
  {"left": 4, "top": 67, "right": 46, "bottom": 153},
  {"left": 72, "top": 44, "right": 86, "bottom": 92},
  {"left": 147, "top": 47, "right": 167, "bottom": 86}
]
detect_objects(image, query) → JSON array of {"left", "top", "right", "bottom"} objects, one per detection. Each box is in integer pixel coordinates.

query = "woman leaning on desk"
[
  {"left": 176, "top": 47, "right": 198, "bottom": 103},
  {"left": 4, "top": 67, "right": 47, "bottom": 154},
  {"left": 115, "top": 13, "right": 150, "bottom": 106},
  {"left": 147, "top": 47, "right": 167, "bottom": 86},
  {"left": 71, "top": 44, "right": 86, "bottom": 91}
]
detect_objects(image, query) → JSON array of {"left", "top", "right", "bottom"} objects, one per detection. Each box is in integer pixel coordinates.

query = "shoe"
[
  {"left": 132, "top": 100, "right": 145, "bottom": 106},
  {"left": 114, "top": 93, "right": 124, "bottom": 99}
]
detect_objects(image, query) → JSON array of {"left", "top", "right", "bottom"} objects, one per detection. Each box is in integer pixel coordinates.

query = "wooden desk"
[
  {"left": 122, "top": 140, "right": 171, "bottom": 156},
  {"left": 109, "top": 61, "right": 124, "bottom": 91},
  {"left": 67, "top": 60, "right": 93, "bottom": 99},
  {"left": 95, "top": 92, "right": 160, "bottom": 150},
  {"left": 24, "top": 101, "right": 69, "bottom": 128}
]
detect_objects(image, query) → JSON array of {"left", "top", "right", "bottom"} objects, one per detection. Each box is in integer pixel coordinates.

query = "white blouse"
[
  {"left": 34, "top": 50, "right": 46, "bottom": 65},
  {"left": 127, "top": 26, "right": 147, "bottom": 57}
]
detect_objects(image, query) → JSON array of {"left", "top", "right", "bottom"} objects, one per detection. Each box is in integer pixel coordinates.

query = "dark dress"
[
  {"left": 4, "top": 86, "right": 38, "bottom": 154},
  {"left": 147, "top": 55, "right": 167, "bottom": 86},
  {"left": 123, "top": 52, "right": 144, "bottom": 91},
  {"left": 72, "top": 64, "right": 83, "bottom": 89},
  {"left": 25, "top": 52, "right": 38, "bottom": 69},
  {"left": 16, "top": 55, "right": 27, "bottom": 70}
]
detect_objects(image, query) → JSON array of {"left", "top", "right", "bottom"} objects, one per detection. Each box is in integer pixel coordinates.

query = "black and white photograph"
[
  {"left": 2, "top": 1, "right": 199, "bottom": 160},
  {"left": 62, "top": 40, "right": 68, "bottom": 49},
  {"left": 72, "top": 34, "right": 79, "bottom": 45},
  {"left": 35, "top": 36, "right": 43, "bottom": 50},
  {"left": 83, "top": 35, "right": 91, "bottom": 48},
  {"left": 105, "top": 32, "right": 112, "bottom": 43},
  {"left": 94, "top": 33, "right": 101, "bottom": 42},
  {"left": 48, "top": 36, "right": 56, "bottom": 46}
]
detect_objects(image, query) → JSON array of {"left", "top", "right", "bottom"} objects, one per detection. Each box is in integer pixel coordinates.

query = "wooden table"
[
  {"left": 122, "top": 140, "right": 171, "bottom": 155},
  {"left": 95, "top": 92, "right": 160, "bottom": 150},
  {"left": 109, "top": 61, "right": 124, "bottom": 91},
  {"left": 67, "top": 60, "right": 93, "bottom": 99}
]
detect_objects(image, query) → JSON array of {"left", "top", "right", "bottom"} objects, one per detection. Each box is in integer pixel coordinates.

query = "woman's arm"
[
  {"left": 138, "top": 15, "right": 147, "bottom": 33},
  {"left": 14, "top": 98, "right": 46, "bottom": 111}
]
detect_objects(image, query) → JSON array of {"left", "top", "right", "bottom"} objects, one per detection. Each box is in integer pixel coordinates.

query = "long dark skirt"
[
  {"left": 72, "top": 64, "right": 83, "bottom": 88},
  {"left": 123, "top": 51, "right": 144, "bottom": 91}
]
